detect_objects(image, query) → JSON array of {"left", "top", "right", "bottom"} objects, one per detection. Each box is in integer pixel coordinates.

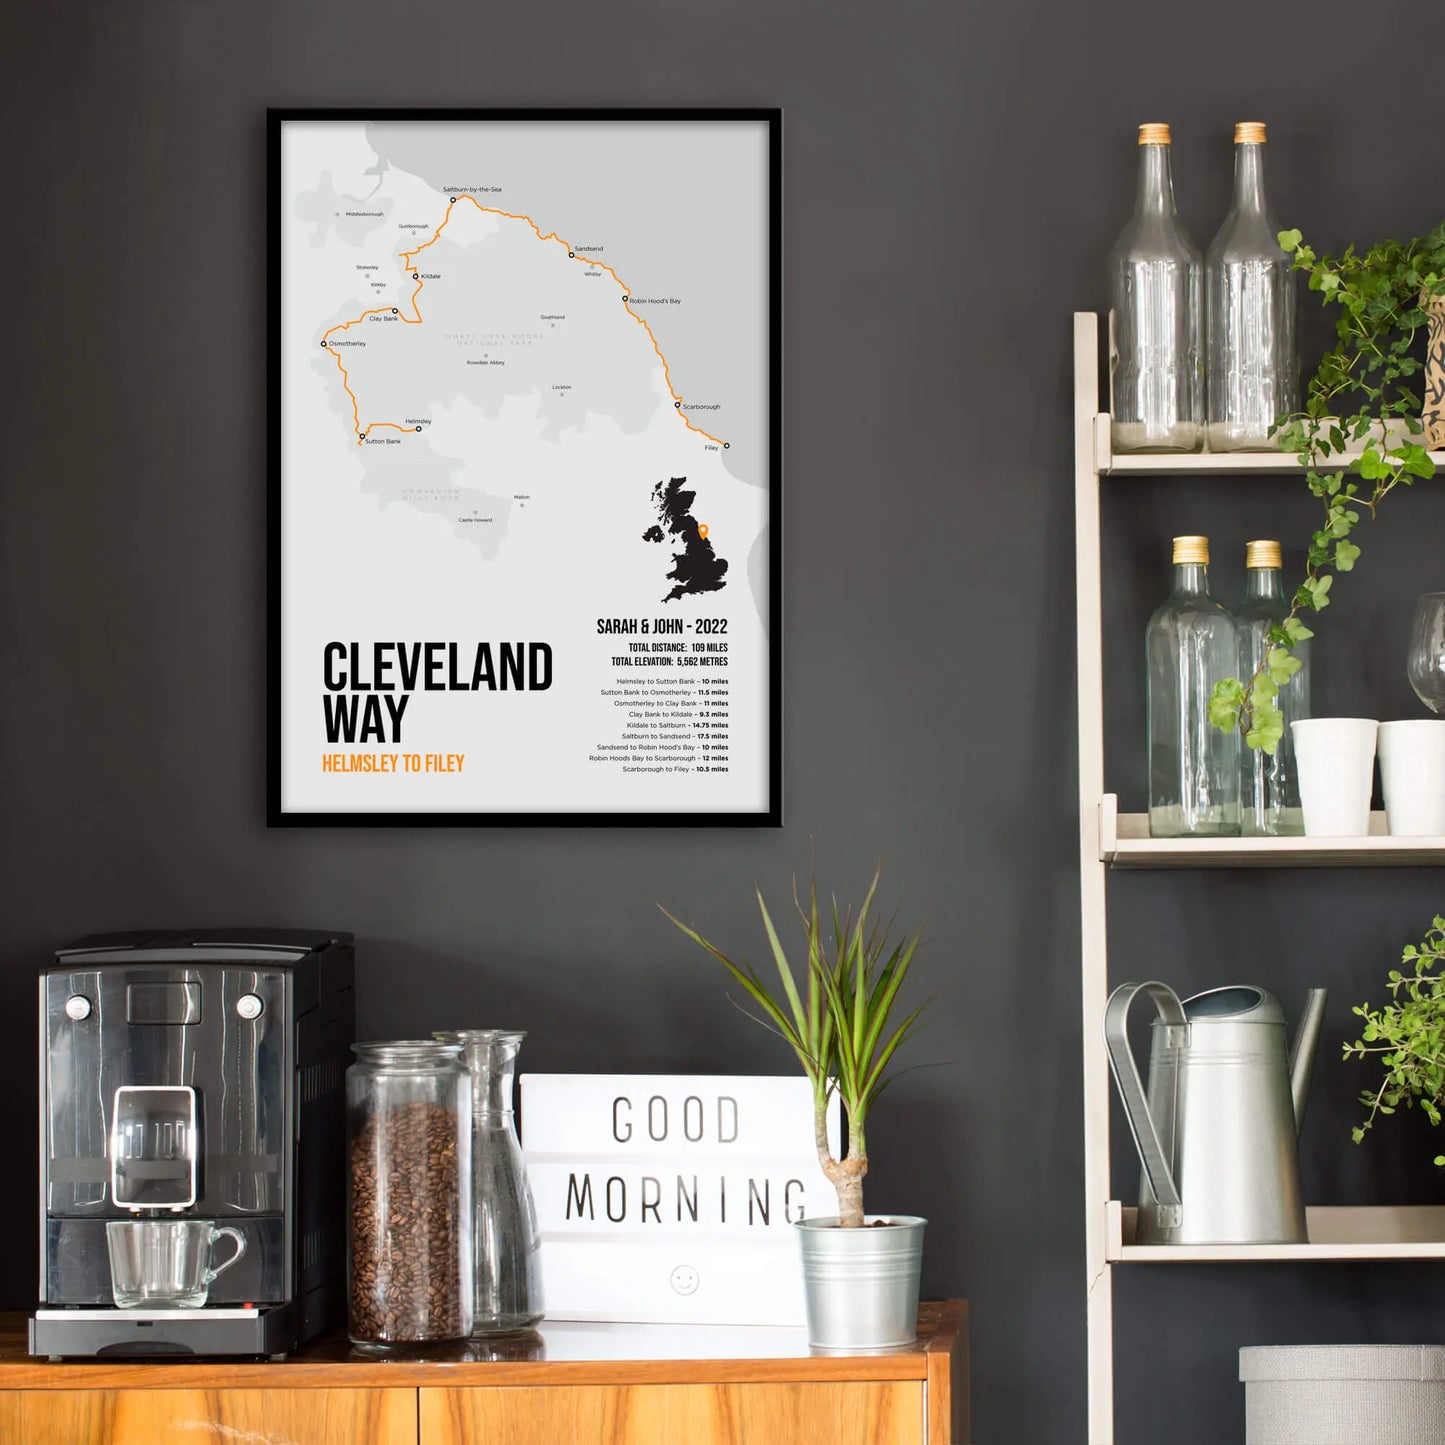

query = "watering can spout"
[{"left": 1288, "top": 989, "right": 1328, "bottom": 1134}]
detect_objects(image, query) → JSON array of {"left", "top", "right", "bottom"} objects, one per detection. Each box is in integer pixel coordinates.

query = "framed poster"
[{"left": 269, "top": 109, "right": 780, "bottom": 825}]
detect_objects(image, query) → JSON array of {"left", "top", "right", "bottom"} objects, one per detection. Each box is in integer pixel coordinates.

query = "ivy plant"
[
  {"left": 1208, "top": 222, "right": 1444, "bottom": 752},
  {"left": 1344, "top": 917, "right": 1445, "bottom": 1162}
]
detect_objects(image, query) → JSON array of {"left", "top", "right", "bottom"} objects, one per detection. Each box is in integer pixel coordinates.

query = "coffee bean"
[{"left": 348, "top": 1100, "right": 465, "bottom": 1343}]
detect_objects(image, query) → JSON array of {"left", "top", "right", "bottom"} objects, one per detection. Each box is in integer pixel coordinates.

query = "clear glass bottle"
[
  {"left": 1147, "top": 535, "right": 1241, "bottom": 836},
  {"left": 1109, "top": 123, "right": 1204, "bottom": 453},
  {"left": 1206, "top": 123, "right": 1298, "bottom": 451},
  {"left": 346, "top": 1041, "right": 472, "bottom": 1350},
  {"left": 1237, "top": 540, "right": 1309, "bottom": 835},
  {"left": 435, "top": 1030, "right": 544, "bottom": 1335}
]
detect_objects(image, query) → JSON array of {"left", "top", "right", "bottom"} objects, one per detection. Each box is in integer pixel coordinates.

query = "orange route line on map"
[{"left": 319, "top": 193, "right": 728, "bottom": 450}]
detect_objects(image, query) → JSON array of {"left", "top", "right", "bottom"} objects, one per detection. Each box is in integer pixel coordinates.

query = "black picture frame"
[{"left": 268, "top": 108, "right": 782, "bottom": 827}]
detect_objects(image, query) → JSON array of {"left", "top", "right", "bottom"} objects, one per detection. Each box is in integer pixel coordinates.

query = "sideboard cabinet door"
[
  {"left": 0, "top": 1387, "right": 419, "bottom": 1445},
  {"left": 421, "top": 1382, "right": 926, "bottom": 1445}
]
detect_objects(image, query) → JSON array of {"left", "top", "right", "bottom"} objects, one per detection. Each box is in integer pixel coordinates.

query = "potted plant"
[
  {"left": 1344, "top": 916, "right": 1445, "bottom": 1155},
  {"left": 662, "top": 866, "right": 930, "bottom": 1350}
]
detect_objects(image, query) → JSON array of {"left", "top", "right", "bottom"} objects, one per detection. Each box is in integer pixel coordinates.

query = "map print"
[
  {"left": 317, "top": 193, "right": 731, "bottom": 596},
  {"left": 276, "top": 115, "right": 774, "bottom": 820}
]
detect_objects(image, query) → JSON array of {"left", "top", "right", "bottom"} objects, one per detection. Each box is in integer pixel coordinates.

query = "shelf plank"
[
  {"left": 1108, "top": 1202, "right": 1445, "bottom": 1262},
  {"left": 1099, "top": 797, "right": 1445, "bottom": 868},
  {"left": 1094, "top": 412, "right": 1445, "bottom": 476},
  {"left": 1111, "top": 449, "right": 1312, "bottom": 474},
  {"left": 1107, "top": 450, "right": 1445, "bottom": 476}
]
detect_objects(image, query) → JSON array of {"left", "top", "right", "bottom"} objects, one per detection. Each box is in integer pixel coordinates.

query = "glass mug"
[{"left": 106, "top": 1219, "right": 247, "bottom": 1308}]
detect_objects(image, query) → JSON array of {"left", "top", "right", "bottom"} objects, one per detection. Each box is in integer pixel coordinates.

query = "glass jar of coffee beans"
[{"left": 346, "top": 1041, "right": 472, "bottom": 1349}]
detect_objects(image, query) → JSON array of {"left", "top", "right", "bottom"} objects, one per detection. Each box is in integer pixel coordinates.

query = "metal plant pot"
[{"left": 795, "top": 1215, "right": 926, "bottom": 1351}]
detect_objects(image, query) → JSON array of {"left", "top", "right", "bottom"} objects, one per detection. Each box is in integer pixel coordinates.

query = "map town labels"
[{"left": 271, "top": 111, "right": 779, "bottom": 823}]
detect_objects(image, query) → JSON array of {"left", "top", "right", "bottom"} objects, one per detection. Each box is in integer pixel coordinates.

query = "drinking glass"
[
  {"left": 106, "top": 1218, "right": 246, "bottom": 1308},
  {"left": 1408, "top": 594, "right": 1445, "bottom": 715}
]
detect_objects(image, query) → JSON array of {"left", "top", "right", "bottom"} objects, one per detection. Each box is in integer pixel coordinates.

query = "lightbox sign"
[{"left": 520, "top": 1074, "right": 840, "bottom": 1326}]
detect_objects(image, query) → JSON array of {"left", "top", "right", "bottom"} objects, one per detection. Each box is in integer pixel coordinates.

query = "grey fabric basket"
[{"left": 1240, "top": 1345, "right": 1445, "bottom": 1444}]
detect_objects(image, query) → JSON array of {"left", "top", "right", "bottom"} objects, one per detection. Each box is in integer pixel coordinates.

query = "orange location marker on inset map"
[{"left": 698, "top": 524, "right": 709, "bottom": 540}]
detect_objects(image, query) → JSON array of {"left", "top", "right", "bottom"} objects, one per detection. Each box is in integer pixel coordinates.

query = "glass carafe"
[
  {"left": 1206, "top": 123, "right": 1298, "bottom": 451},
  {"left": 1109, "top": 123, "right": 1204, "bottom": 453},
  {"left": 1147, "top": 535, "right": 1241, "bottom": 836},
  {"left": 435, "top": 1030, "right": 544, "bottom": 1335},
  {"left": 1236, "top": 541, "right": 1309, "bottom": 835}
]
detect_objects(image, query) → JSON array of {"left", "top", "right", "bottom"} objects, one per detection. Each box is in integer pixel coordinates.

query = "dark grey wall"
[{"left": 5, "top": 1, "right": 1442, "bottom": 1439}]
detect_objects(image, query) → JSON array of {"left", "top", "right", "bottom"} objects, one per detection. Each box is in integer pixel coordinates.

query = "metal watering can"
[{"left": 1104, "top": 983, "right": 1327, "bottom": 1245}]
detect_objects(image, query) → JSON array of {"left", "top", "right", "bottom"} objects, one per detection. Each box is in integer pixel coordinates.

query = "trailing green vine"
[{"left": 1208, "top": 222, "right": 1444, "bottom": 752}]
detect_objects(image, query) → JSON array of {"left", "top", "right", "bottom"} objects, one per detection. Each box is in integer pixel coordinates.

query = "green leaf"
[
  {"left": 859, "top": 1002, "right": 929, "bottom": 1106},
  {"left": 860, "top": 933, "right": 921, "bottom": 1068},
  {"left": 1278, "top": 228, "right": 1303, "bottom": 253},
  {"left": 1334, "top": 539, "right": 1361, "bottom": 571},
  {"left": 1267, "top": 647, "right": 1303, "bottom": 685},
  {"left": 658, "top": 905, "right": 817, "bottom": 1082},
  {"left": 1245, "top": 697, "right": 1285, "bottom": 754},
  {"left": 1395, "top": 442, "right": 1437, "bottom": 479},
  {"left": 755, "top": 889, "right": 809, "bottom": 1043},
  {"left": 1356, "top": 447, "right": 1388, "bottom": 480},
  {"left": 1209, "top": 678, "right": 1246, "bottom": 732},
  {"left": 1283, "top": 617, "right": 1315, "bottom": 643}
]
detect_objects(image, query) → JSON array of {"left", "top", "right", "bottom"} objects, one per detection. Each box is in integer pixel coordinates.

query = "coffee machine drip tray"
[
  {"left": 30, "top": 1305, "right": 298, "bottom": 1360},
  {"left": 36, "top": 1308, "right": 261, "bottom": 1321}
]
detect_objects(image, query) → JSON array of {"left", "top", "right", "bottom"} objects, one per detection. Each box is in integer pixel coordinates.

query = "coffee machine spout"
[{"left": 1288, "top": 989, "right": 1328, "bottom": 1134}]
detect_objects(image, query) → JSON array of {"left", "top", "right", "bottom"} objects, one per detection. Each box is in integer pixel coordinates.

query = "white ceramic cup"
[
  {"left": 1291, "top": 718, "right": 1379, "bottom": 837},
  {"left": 1378, "top": 720, "right": 1445, "bottom": 836}
]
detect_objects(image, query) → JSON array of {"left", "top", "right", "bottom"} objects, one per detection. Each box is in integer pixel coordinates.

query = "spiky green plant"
[{"left": 662, "top": 867, "right": 927, "bottom": 1228}]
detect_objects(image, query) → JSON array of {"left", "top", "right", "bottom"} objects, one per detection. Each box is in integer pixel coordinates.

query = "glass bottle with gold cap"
[
  {"left": 1146, "top": 535, "right": 1241, "bottom": 836},
  {"left": 1237, "top": 539, "right": 1309, "bottom": 834},
  {"left": 1206, "top": 122, "right": 1298, "bottom": 450},
  {"left": 1108, "top": 123, "right": 1203, "bottom": 453}
]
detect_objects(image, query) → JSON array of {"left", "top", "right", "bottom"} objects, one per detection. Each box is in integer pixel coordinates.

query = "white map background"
[{"left": 279, "top": 119, "right": 771, "bottom": 814}]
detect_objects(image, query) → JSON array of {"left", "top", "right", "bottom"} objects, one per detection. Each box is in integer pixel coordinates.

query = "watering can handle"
[{"left": 1104, "top": 981, "right": 1186, "bottom": 1213}]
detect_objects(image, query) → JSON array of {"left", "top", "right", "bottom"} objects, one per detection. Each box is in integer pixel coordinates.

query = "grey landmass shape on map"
[
  {"left": 363, "top": 121, "right": 767, "bottom": 492},
  {"left": 320, "top": 222, "right": 663, "bottom": 443},
  {"left": 309, "top": 349, "right": 512, "bottom": 560},
  {"left": 361, "top": 121, "right": 770, "bottom": 634},
  {"left": 311, "top": 210, "right": 684, "bottom": 570},
  {"left": 294, "top": 170, "right": 393, "bottom": 248},
  {"left": 747, "top": 526, "right": 770, "bottom": 633},
  {"left": 358, "top": 435, "right": 513, "bottom": 560}
]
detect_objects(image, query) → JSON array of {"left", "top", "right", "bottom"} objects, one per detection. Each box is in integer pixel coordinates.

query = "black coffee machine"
[{"left": 31, "top": 930, "right": 354, "bottom": 1358}]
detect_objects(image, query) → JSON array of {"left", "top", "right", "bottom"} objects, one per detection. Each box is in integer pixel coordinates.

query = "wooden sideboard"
[{"left": 0, "top": 1302, "right": 968, "bottom": 1445}]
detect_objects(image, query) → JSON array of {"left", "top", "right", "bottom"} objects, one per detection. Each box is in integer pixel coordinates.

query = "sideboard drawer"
[
  {"left": 0, "top": 1388, "right": 419, "bottom": 1445},
  {"left": 421, "top": 1381, "right": 926, "bottom": 1445}
]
